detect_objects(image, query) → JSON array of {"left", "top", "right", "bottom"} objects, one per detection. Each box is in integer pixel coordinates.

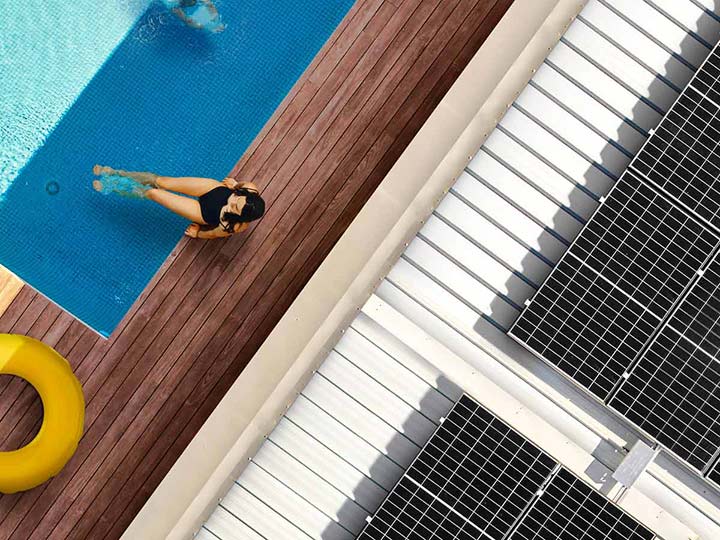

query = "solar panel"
[
  {"left": 511, "top": 253, "right": 659, "bottom": 400},
  {"left": 510, "top": 38, "right": 720, "bottom": 478},
  {"left": 359, "top": 395, "right": 659, "bottom": 540},
  {"left": 609, "top": 256, "right": 720, "bottom": 472},
  {"left": 570, "top": 173, "right": 717, "bottom": 315},
  {"left": 632, "top": 86, "right": 720, "bottom": 229},
  {"left": 692, "top": 48, "right": 720, "bottom": 105},
  {"left": 509, "top": 468, "right": 656, "bottom": 540},
  {"left": 360, "top": 395, "right": 557, "bottom": 540},
  {"left": 511, "top": 172, "right": 718, "bottom": 401},
  {"left": 667, "top": 254, "right": 720, "bottom": 357}
]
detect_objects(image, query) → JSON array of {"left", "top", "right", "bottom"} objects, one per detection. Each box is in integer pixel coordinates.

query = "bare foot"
[
  {"left": 92, "top": 180, "right": 104, "bottom": 192},
  {"left": 93, "top": 164, "right": 114, "bottom": 176}
]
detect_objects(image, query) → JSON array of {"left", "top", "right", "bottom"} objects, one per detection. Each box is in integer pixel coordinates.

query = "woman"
[
  {"left": 92, "top": 165, "right": 264, "bottom": 239},
  {"left": 163, "top": 0, "right": 226, "bottom": 33}
]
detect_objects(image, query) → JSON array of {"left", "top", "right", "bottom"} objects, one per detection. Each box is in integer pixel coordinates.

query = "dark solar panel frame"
[
  {"left": 709, "top": 456, "right": 720, "bottom": 486},
  {"left": 509, "top": 468, "right": 657, "bottom": 540},
  {"left": 358, "top": 395, "right": 660, "bottom": 540}
]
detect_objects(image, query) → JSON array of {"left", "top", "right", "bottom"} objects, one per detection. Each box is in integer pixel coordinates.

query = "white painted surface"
[{"left": 200, "top": 2, "right": 720, "bottom": 539}]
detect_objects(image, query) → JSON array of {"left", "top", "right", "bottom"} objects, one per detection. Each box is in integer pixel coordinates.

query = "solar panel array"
[
  {"left": 511, "top": 44, "right": 720, "bottom": 478},
  {"left": 358, "top": 395, "right": 658, "bottom": 540}
]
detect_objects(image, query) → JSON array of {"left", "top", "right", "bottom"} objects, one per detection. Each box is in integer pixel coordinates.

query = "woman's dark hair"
[{"left": 221, "top": 192, "right": 265, "bottom": 232}]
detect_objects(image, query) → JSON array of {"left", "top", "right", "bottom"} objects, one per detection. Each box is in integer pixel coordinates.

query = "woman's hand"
[
  {"left": 185, "top": 223, "right": 200, "bottom": 238},
  {"left": 223, "top": 177, "right": 239, "bottom": 190}
]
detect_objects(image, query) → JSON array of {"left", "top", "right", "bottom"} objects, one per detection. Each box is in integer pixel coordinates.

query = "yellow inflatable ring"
[{"left": 0, "top": 334, "right": 84, "bottom": 494}]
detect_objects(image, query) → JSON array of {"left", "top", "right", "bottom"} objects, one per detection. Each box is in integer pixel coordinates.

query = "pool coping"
[
  {"left": 0, "top": 269, "right": 22, "bottom": 316},
  {"left": 121, "top": 1, "right": 587, "bottom": 538}
]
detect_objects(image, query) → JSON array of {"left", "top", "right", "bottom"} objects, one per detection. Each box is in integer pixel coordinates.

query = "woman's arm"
[
  {"left": 185, "top": 224, "right": 230, "bottom": 239},
  {"left": 223, "top": 178, "right": 258, "bottom": 192},
  {"left": 185, "top": 223, "right": 248, "bottom": 239}
]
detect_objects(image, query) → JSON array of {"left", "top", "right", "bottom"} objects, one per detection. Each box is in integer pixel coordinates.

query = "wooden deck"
[{"left": 0, "top": 0, "right": 514, "bottom": 538}]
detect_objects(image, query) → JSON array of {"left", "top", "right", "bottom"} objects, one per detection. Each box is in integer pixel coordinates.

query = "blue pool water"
[{"left": 0, "top": 0, "right": 353, "bottom": 336}]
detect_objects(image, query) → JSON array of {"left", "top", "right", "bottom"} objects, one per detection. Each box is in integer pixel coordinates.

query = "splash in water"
[{"left": 93, "top": 174, "right": 152, "bottom": 199}]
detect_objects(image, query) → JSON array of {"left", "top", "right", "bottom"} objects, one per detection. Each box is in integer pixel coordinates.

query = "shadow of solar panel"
[
  {"left": 609, "top": 325, "right": 720, "bottom": 471},
  {"left": 358, "top": 395, "right": 557, "bottom": 540},
  {"left": 632, "top": 87, "right": 720, "bottom": 229},
  {"left": 511, "top": 254, "right": 659, "bottom": 401},
  {"left": 508, "top": 468, "right": 657, "bottom": 540}
]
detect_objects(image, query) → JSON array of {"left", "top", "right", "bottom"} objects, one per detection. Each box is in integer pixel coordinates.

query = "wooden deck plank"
[{"left": 0, "top": 1, "right": 514, "bottom": 538}]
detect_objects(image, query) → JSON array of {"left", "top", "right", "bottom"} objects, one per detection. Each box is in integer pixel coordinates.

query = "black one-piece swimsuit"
[{"left": 198, "top": 186, "right": 233, "bottom": 226}]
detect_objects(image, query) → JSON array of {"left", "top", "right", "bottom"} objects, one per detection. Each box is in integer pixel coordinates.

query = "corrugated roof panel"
[
  {"left": 650, "top": 0, "right": 720, "bottom": 45},
  {"left": 499, "top": 107, "right": 616, "bottom": 195},
  {"left": 433, "top": 194, "right": 553, "bottom": 285},
  {"left": 602, "top": 0, "right": 709, "bottom": 68},
  {"left": 251, "top": 441, "right": 368, "bottom": 534},
  {"left": 546, "top": 41, "right": 663, "bottom": 132},
  {"left": 531, "top": 64, "right": 647, "bottom": 153},
  {"left": 237, "top": 464, "right": 355, "bottom": 540},
  {"left": 451, "top": 171, "right": 568, "bottom": 261},
  {"left": 318, "top": 352, "right": 438, "bottom": 445},
  {"left": 581, "top": 0, "right": 695, "bottom": 88},
  {"left": 467, "top": 151, "right": 585, "bottom": 239},
  {"left": 202, "top": 506, "right": 265, "bottom": 540},
  {"left": 515, "top": 84, "right": 631, "bottom": 176},
  {"left": 283, "top": 396, "right": 404, "bottom": 488},
  {"left": 563, "top": 20, "right": 679, "bottom": 110},
  {"left": 269, "top": 418, "right": 387, "bottom": 511},
  {"left": 418, "top": 217, "right": 536, "bottom": 303},
  {"left": 483, "top": 128, "right": 599, "bottom": 217}
]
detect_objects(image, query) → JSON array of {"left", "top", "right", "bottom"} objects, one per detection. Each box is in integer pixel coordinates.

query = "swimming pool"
[{"left": 0, "top": 0, "right": 353, "bottom": 336}]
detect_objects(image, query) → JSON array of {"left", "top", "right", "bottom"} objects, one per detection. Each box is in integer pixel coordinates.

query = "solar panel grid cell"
[
  {"left": 509, "top": 468, "right": 656, "bottom": 540},
  {"left": 610, "top": 326, "right": 720, "bottom": 471},
  {"left": 511, "top": 253, "right": 660, "bottom": 400},
  {"left": 691, "top": 48, "right": 720, "bottom": 107},
  {"left": 362, "top": 476, "right": 481, "bottom": 540},
  {"left": 632, "top": 88, "right": 720, "bottom": 229},
  {"left": 571, "top": 173, "right": 718, "bottom": 315},
  {"left": 668, "top": 255, "right": 720, "bottom": 357}
]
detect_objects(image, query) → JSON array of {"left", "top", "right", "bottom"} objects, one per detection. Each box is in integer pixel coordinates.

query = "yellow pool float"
[{"left": 0, "top": 334, "right": 84, "bottom": 494}]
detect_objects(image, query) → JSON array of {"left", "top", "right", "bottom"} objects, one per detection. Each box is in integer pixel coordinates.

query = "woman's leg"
[
  {"left": 146, "top": 189, "right": 206, "bottom": 223},
  {"left": 155, "top": 176, "right": 222, "bottom": 197},
  {"left": 93, "top": 165, "right": 221, "bottom": 196}
]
